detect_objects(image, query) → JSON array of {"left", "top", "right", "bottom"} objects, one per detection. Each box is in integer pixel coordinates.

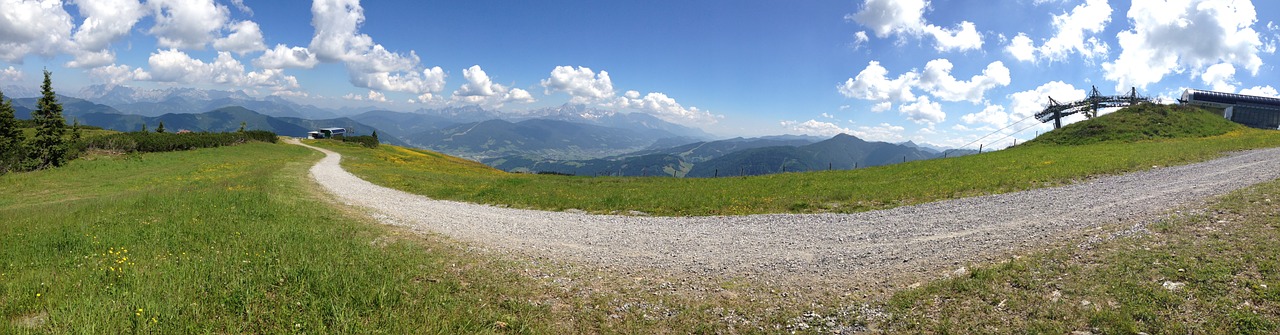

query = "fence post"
[
  {"left": 828, "top": 162, "right": 832, "bottom": 170},
  {"left": 979, "top": 144, "right": 983, "bottom": 153},
  {"left": 903, "top": 155, "right": 907, "bottom": 163},
  {"left": 714, "top": 169, "right": 718, "bottom": 178},
  {"left": 854, "top": 162, "right": 858, "bottom": 169}
]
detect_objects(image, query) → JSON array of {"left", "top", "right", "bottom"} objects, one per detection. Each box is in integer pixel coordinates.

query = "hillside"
[
  {"left": 486, "top": 133, "right": 961, "bottom": 177},
  {"left": 1027, "top": 103, "right": 1241, "bottom": 145},
  {"left": 411, "top": 118, "right": 676, "bottom": 160}
]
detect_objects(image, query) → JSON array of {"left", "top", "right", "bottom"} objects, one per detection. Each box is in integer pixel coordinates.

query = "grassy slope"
[
  {"left": 881, "top": 169, "right": 1280, "bottom": 333},
  {"left": 0, "top": 143, "right": 557, "bottom": 333},
  {"left": 312, "top": 104, "right": 1280, "bottom": 216}
]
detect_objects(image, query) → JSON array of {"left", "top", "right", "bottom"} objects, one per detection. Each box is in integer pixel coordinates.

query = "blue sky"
[{"left": 1, "top": 0, "right": 1277, "bottom": 148}]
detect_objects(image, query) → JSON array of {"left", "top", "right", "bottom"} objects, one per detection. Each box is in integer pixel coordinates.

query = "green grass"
[
  {"left": 0, "top": 143, "right": 556, "bottom": 333},
  {"left": 880, "top": 168, "right": 1280, "bottom": 334},
  {"left": 1028, "top": 103, "right": 1241, "bottom": 145},
  {"left": 310, "top": 105, "right": 1280, "bottom": 216}
]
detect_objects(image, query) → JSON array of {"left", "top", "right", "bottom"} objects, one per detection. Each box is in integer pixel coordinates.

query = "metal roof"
[{"left": 1182, "top": 89, "right": 1280, "bottom": 108}]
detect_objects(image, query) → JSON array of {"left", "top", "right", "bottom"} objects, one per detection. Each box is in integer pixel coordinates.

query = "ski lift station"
[
  {"left": 306, "top": 127, "right": 347, "bottom": 139},
  {"left": 1181, "top": 89, "right": 1280, "bottom": 130}
]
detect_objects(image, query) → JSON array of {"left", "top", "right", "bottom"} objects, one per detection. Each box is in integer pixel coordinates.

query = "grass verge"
[
  {"left": 310, "top": 126, "right": 1280, "bottom": 216},
  {"left": 880, "top": 176, "right": 1280, "bottom": 333}
]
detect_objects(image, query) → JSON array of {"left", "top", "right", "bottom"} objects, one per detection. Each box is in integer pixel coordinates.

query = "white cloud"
[
  {"left": 838, "top": 61, "right": 917, "bottom": 102},
  {"left": 899, "top": 96, "right": 945, "bottom": 124},
  {"left": 0, "top": 0, "right": 75, "bottom": 63},
  {"left": 1006, "top": 33, "right": 1037, "bottom": 62},
  {"left": 213, "top": 20, "right": 266, "bottom": 55},
  {"left": 1103, "top": 0, "right": 1265, "bottom": 91},
  {"left": 846, "top": 0, "right": 983, "bottom": 52},
  {"left": 541, "top": 66, "right": 616, "bottom": 104},
  {"left": 140, "top": 49, "right": 298, "bottom": 90},
  {"left": 1200, "top": 63, "right": 1238, "bottom": 92},
  {"left": 343, "top": 90, "right": 385, "bottom": 102},
  {"left": 871, "top": 101, "right": 892, "bottom": 113},
  {"left": 612, "top": 91, "right": 721, "bottom": 125},
  {"left": 229, "top": 0, "right": 253, "bottom": 15},
  {"left": 853, "top": 31, "right": 869, "bottom": 48},
  {"left": 780, "top": 120, "right": 855, "bottom": 137},
  {"left": 0, "top": 66, "right": 23, "bottom": 82},
  {"left": 961, "top": 104, "right": 1010, "bottom": 127},
  {"left": 254, "top": 44, "right": 320, "bottom": 69},
  {"left": 148, "top": 0, "right": 230, "bottom": 49},
  {"left": 918, "top": 59, "right": 1011, "bottom": 103},
  {"left": 1007, "top": 0, "right": 1112, "bottom": 62},
  {"left": 308, "top": 0, "right": 447, "bottom": 96},
  {"left": 1008, "top": 80, "right": 1086, "bottom": 120},
  {"left": 853, "top": 123, "right": 908, "bottom": 142},
  {"left": 88, "top": 64, "right": 150, "bottom": 84},
  {"left": 820, "top": 112, "right": 834, "bottom": 119},
  {"left": 67, "top": 0, "right": 146, "bottom": 67},
  {"left": 1240, "top": 85, "right": 1279, "bottom": 98},
  {"left": 65, "top": 49, "right": 115, "bottom": 69},
  {"left": 450, "top": 65, "right": 536, "bottom": 107}
]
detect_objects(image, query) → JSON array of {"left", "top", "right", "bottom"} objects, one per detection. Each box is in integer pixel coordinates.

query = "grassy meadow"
[
  {"left": 0, "top": 142, "right": 559, "bottom": 333},
  {"left": 311, "top": 105, "right": 1280, "bottom": 216}
]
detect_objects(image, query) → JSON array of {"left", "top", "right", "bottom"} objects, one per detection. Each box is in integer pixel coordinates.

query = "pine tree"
[
  {"left": 371, "top": 130, "right": 378, "bottom": 141},
  {"left": 239, "top": 121, "right": 246, "bottom": 132},
  {"left": 156, "top": 121, "right": 165, "bottom": 133},
  {"left": 140, "top": 123, "right": 147, "bottom": 133},
  {"left": 29, "top": 69, "right": 67, "bottom": 169},
  {"left": 0, "top": 88, "right": 25, "bottom": 172},
  {"left": 70, "top": 118, "right": 81, "bottom": 141}
]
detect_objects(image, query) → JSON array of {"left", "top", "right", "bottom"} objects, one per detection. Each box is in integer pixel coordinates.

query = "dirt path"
[{"left": 295, "top": 140, "right": 1280, "bottom": 283}]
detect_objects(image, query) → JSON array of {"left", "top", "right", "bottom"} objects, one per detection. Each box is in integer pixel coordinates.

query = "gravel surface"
[{"left": 297, "top": 141, "right": 1280, "bottom": 282}]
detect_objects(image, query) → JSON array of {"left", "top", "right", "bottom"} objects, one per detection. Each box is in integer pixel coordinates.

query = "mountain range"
[
  {"left": 485, "top": 133, "right": 977, "bottom": 177},
  {"left": 6, "top": 84, "right": 976, "bottom": 177}
]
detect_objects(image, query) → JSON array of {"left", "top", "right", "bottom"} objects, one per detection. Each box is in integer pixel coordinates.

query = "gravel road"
[{"left": 297, "top": 141, "right": 1280, "bottom": 282}]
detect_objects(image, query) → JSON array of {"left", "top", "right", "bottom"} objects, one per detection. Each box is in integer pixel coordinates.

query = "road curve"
[{"left": 296, "top": 140, "right": 1280, "bottom": 281}]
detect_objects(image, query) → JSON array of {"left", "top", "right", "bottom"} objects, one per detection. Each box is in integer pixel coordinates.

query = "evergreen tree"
[
  {"left": 29, "top": 70, "right": 67, "bottom": 169},
  {"left": 0, "top": 89, "right": 25, "bottom": 172},
  {"left": 140, "top": 123, "right": 147, "bottom": 133},
  {"left": 371, "top": 130, "right": 378, "bottom": 141},
  {"left": 239, "top": 121, "right": 246, "bottom": 132},
  {"left": 156, "top": 121, "right": 165, "bottom": 133},
  {"left": 71, "top": 118, "right": 81, "bottom": 141}
]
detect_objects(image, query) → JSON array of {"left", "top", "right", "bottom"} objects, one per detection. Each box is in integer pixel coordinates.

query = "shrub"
[
  {"left": 340, "top": 135, "right": 379, "bottom": 148},
  {"left": 76, "top": 130, "right": 279, "bottom": 154}
]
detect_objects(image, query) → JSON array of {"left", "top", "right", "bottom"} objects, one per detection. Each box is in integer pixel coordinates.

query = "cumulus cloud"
[
  {"left": 837, "top": 61, "right": 917, "bottom": 102},
  {"left": 66, "top": 0, "right": 146, "bottom": 67},
  {"left": 254, "top": 44, "right": 320, "bottom": 69},
  {"left": 1240, "top": 85, "right": 1279, "bottom": 98},
  {"left": 918, "top": 59, "right": 1011, "bottom": 103},
  {"left": 1200, "top": 63, "right": 1238, "bottom": 92},
  {"left": 1006, "top": 0, "right": 1112, "bottom": 62},
  {"left": 852, "top": 122, "right": 908, "bottom": 142},
  {"left": 88, "top": 64, "right": 151, "bottom": 84},
  {"left": 213, "top": 20, "right": 266, "bottom": 55},
  {"left": 540, "top": 65, "right": 718, "bottom": 125},
  {"left": 1008, "top": 80, "right": 1086, "bottom": 120},
  {"left": 0, "top": 0, "right": 75, "bottom": 63},
  {"left": 540, "top": 66, "right": 616, "bottom": 104},
  {"left": 961, "top": 104, "right": 1010, "bottom": 127},
  {"left": 148, "top": 0, "right": 230, "bottom": 49},
  {"left": 780, "top": 120, "right": 855, "bottom": 137},
  {"left": 343, "top": 89, "right": 381, "bottom": 101},
  {"left": 1103, "top": 0, "right": 1265, "bottom": 91},
  {"left": 308, "top": 0, "right": 447, "bottom": 97},
  {"left": 899, "top": 96, "right": 945, "bottom": 124},
  {"left": 0, "top": 66, "right": 23, "bottom": 82},
  {"left": 846, "top": 0, "right": 983, "bottom": 52},
  {"left": 839, "top": 59, "right": 1010, "bottom": 124},
  {"left": 450, "top": 65, "right": 535, "bottom": 107},
  {"left": 140, "top": 49, "right": 298, "bottom": 90},
  {"left": 611, "top": 91, "right": 720, "bottom": 124}
]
